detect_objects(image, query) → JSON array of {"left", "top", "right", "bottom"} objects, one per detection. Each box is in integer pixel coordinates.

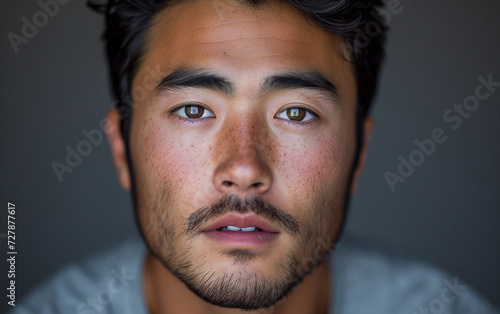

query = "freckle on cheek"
[{"left": 265, "top": 137, "right": 277, "bottom": 163}]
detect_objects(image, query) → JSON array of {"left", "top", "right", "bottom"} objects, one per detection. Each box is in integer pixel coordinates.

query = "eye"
[
  {"left": 275, "top": 107, "right": 316, "bottom": 123},
  {"left": 175, "top": 104, "right": 215, "bottom": 120}
]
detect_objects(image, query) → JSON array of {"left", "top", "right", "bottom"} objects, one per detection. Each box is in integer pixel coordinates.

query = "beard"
[
  {"left": 168, "top": 247, "right": 301, "bottom": 309},
  {"left": 134, "top": 185, "right": 348, "bottom": 310},
  {"left": 166, "top": 195, "right": 305, "bottom": 309}
]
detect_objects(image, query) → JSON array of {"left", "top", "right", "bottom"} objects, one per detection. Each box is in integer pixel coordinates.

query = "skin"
[{"left": 106, "top": 0, "right": 373, "bottom": 313}]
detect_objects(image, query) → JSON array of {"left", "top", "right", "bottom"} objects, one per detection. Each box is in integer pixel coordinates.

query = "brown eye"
[
  {"left": 184, "top": 105, "right": 204, "bottom": 118},
  {"left": 174, "top": 104, "right": 215, "bottom": 120},
  {"left": 286, "top": 108, "right": 306, "bottom": 121},
  {"left": 276, "top": 106, "right": 316, "bottom": 124}
]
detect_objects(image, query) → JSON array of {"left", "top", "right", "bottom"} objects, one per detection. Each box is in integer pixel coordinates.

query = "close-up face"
[
  {"left": 110, "top": 0, "right": 363, "bottom": 310},
  {"left": 5, "top": 1, "right": 500, "bottom": 313}
]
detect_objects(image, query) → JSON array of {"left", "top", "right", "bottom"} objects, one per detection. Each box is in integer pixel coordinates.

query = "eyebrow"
[
  {"left": 262, "top": 71, "right": 340, "bottom": 102},
  {"left": 156, "top": 67, "right": 340, "bottom": 102},
  {"left": 157, "top": 67, "right": 234, "bottom": 95}
]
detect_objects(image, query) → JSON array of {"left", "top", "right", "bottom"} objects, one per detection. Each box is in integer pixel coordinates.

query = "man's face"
[{"left": 109, "top": 0, "right": 365, "bottom": 310}]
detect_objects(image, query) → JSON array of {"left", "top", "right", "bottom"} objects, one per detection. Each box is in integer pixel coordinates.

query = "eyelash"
[
  {"left": 283, "top": 118, "right": 316, "bottom": 127},
  {"left": 168, "top": 104, "right": 318, "bottom": 126}
]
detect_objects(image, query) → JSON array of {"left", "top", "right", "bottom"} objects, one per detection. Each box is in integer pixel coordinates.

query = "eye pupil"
[
  {"left": 185, "top": 105, "right": 204, "bottom": 118},
  {"left": 287, "top": 108, "right": 306, "bottom": 121}
]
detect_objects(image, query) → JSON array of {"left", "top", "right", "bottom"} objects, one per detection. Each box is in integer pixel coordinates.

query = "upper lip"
[{"left": 201, "top": 213, "right": 280, "bottom": 233}]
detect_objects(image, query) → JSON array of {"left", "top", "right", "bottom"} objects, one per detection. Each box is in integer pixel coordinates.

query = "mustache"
[{"left": 184, "top": 195, "right": 300, "bottom": 236}]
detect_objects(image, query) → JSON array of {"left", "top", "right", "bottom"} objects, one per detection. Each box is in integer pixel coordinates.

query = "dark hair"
[{"left": 89, "top": 0, "right": 386, "bottom": 132}]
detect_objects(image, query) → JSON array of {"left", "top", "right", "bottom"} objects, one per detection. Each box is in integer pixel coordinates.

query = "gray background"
[{"left": 1, "top": 0, "right": 499, "bottom": 312}]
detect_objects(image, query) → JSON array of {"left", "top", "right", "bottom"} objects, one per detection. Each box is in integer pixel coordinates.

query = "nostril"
[{"left": 222, "top": 180, "right": 233, "bottom": 187}]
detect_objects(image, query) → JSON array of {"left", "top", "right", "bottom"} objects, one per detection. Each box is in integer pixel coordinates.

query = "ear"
[
  {"left": 350, "top": 117, "right": 374, "bottom": 195},
  {"left": 106, "top": 109, "right": 131, "bottom": 190}
]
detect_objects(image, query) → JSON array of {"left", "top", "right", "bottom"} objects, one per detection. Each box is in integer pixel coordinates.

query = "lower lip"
[{"left": 203, "top": 230, "right": 278, "bottom": 246}]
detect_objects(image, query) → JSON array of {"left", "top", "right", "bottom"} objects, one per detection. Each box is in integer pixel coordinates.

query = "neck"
[{"left": 144, "top": 253, "right": 331, "bottom": 314}]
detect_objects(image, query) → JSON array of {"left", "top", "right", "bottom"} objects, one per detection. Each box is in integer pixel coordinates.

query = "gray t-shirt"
[{"left": 9, "top": 238, "right": 499, "bottom": 314}]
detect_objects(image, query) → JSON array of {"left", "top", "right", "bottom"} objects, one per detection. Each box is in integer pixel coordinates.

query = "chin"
[{"left": 183, "top": 266, "right": 298, "bottom": 310}]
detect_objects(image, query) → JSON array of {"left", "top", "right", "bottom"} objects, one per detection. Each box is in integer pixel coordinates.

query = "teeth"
[
  {"left": 240, "top": 227, "right": 257, "bottom": 232},
  {"left": 219, "top": 226, "right": 261, "bottom": 232}
]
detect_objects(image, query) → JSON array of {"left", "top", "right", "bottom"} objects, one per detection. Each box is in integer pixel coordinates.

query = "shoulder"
[
  {"left": 331, "top": 238, "right": 499, "bottom": 314},
  {"left": 10, "top": 239, "right": 148, "bottom": 314}
]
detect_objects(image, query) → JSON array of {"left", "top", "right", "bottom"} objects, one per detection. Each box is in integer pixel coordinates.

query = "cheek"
[
  {"left": 273, "top": 126, "right": 356, "bottom": 249},
  {"left": 275, "top": 130, "right": 354, "bottom": 201},
  {"left": 133, "top": 118, "right": 213, "bottom": 206}
]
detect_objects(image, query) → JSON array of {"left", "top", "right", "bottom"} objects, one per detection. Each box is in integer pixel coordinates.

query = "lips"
[{"left": 201, "top": 213, "right": 280, "bottom": 234}]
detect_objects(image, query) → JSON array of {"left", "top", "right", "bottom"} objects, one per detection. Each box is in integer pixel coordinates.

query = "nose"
[{"left": 213, "top": 119, "right": 273, "bottom": 196}]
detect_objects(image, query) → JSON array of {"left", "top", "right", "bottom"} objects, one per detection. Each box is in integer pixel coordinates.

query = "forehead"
[{"left": 136, "top": 0, "right": 356, "bottom": 98}]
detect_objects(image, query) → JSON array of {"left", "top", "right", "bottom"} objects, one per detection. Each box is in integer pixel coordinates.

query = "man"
[{"left": 11, "top": 0, "right": 499, "bottom": 313}]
